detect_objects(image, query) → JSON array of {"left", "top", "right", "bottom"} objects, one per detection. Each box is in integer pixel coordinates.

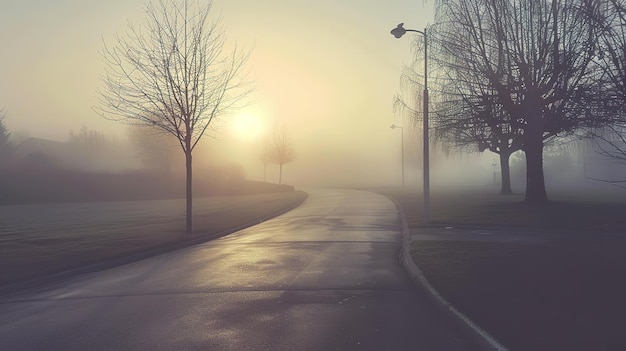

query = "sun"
[{"left": 231, "top": 112, "right": 264, "bottom": 142}]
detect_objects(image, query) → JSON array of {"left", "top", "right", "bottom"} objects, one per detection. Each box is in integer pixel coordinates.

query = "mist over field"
[
  {"left": 4, "top": 123, "right": 624, "bottom": 203},
  {"left": 2, "top": 2, "right": 626, "bottom": 351},
  {"left": 0, "top": 0, "right": 624, "bottom": 202}
]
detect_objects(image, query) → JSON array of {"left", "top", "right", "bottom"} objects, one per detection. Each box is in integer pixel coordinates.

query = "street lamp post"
[
  {"left": 390, "top": 124, "right": 405, "bottom": 187},
  {"left": 390, "top": 23, "right": 429, "bottom": 224}
]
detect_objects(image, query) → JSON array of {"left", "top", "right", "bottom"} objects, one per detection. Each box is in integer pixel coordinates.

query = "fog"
[{"left": 1, "top": 0, "right": 624, "bottom": 196}]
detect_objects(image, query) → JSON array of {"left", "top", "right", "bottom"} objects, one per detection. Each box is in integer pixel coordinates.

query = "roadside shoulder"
[{"left": 390, "top": 197, "right": 509, "bottom": 351}]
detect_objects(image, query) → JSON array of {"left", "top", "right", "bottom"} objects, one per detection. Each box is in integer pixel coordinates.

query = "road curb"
[
  {"left": 390, "top": 198, "right": 509, "bottom": 351},
  {"left": 0, "top": 192, "right": 309, "bottom": 297}
]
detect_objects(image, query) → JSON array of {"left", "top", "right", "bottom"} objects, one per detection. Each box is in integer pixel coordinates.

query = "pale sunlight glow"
[
  {"left": 0, "top": 0, "right": 437, "bottom": 186},
  {"left": 231, "top": 112, "right": 265, "bottom": 142}
]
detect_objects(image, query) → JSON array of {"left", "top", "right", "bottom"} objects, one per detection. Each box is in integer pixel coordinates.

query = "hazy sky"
[{"left": 1, "top": 0, "right": 489, "bottom": 187}]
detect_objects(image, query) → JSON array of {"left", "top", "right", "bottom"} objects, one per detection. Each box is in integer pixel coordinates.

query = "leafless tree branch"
[{"left": 95, "top": 0, "right": 252, "bottom": 233}]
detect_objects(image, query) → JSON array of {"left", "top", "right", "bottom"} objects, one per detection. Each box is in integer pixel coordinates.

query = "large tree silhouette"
[{"left": 431, "top": 0, "right": 609, "bottom": 203}]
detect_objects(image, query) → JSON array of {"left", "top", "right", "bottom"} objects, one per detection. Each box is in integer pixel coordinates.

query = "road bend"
[{"left": 0, "top": 188, "right": 473, "bottom": 351}]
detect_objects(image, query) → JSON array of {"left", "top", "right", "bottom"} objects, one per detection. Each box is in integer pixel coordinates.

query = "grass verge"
[
  {"left": 0, "top": 191, "right": 307, "bottom": 289},
  {"left": 375, "top": 186, "right": 626, "bottom": 351}
]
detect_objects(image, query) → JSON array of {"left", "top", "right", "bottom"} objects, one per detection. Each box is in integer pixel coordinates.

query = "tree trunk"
[
  {"left": 185, "top": 149, "right": 193, "bottom": 234},
  {"left": 524, "top": 129, "right": 548, "bottom": 204},
  {"left": 499, "top": 151, "right": 513, "bottom": 194},
  {"left": 263, "top": 162, "right": 267, "bottom": 182},
  {"left": 278, "top": 163, "right": 283, "bottom": 185}
]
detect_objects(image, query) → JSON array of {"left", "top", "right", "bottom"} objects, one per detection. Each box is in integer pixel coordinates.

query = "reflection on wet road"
[{"left": 0, "top": 189, "right": 471, "bottom": 350}]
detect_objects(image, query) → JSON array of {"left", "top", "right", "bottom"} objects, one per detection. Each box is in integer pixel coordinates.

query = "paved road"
[{"left": 0, "top": 189, "right": 473, "bottom": 351}]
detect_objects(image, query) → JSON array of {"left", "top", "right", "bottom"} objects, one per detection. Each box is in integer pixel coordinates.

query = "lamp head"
[{"left": 390, "top": 23, "right": 406, "bottom": 38}]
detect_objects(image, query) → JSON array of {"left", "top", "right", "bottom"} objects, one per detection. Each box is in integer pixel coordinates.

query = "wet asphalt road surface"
[{"left": 0, "top": 189, "right": 473, "bottom": 351}]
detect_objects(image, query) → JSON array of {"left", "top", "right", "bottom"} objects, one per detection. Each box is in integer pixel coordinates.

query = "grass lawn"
[
  {"left": 375, "top": 186, "right": 626, "bottom": 351},
  {"left": 0, "top": 191, "right": 307, "bottom": 289}
]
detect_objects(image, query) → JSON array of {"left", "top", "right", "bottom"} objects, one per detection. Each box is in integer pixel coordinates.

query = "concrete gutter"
[{"left": 391, "top": 198, "right": 509, "bottom": 351}]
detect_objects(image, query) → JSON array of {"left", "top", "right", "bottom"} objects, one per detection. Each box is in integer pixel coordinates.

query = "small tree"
[
  {"left": 96, "top": 0, "right": 251, "bottom": 233},
  {"left": 269, "top": 126, "right": 295, "bottom": 185}
]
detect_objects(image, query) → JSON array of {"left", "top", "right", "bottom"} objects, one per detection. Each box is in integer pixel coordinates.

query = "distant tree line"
[{"left": 0, "top": 110, "right": 288, "bottom": 205}]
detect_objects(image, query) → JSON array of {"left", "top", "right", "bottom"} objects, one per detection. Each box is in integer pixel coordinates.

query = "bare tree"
[
  {"left": 393, "top": 28, "right": 521, "bottom": 194},
  {"left": 593, "top": 124, "right": 626, "bottom": 162},
  {"left": 587, "top": 123, "right": 626, "bottom": 188},
  {"left": 431, "top": 0, "right": 608, "bottom": 204},
  {"left": 269, "top": 126, "right": 295, "bottom": 185},
  {"left": 393, "top": 61, "right": 454, "bottom": 181},
  {"left": 96, "top": 0, "right": 251, "bottom": 233},
  {"left": 595, "top": 0, "right": 626, "bottom": 101},
  {"left": 434, "top": 93, "right": 523, "bottom": 194},
  {"left": 590, "top": 0, "right": 626, "bottom": 185}
]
